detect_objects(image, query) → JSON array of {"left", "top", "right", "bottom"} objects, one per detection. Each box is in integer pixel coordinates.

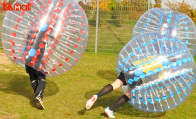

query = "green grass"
[
  {"left": 0, "top": 13, "right": 4, "bottom": 48},
  {"left": 0, "top": 52, "right": 196, "bottom": 119},
  {"left": 0, "top": 11, "right": 196, "bottom": 118},
  {"left": 0, "top": 48, "right": 4, "bottom": 53},
  {"left": 86, "top": 20, "right": 137, "bottom": 54}
]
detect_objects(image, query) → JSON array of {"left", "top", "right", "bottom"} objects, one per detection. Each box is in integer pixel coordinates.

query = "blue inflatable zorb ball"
[
  {"left": 132, "top": 8, "right": 196, "bottom": 56},
  {"left": 116, "top": 32, "right": 196, "bottom": 112}
]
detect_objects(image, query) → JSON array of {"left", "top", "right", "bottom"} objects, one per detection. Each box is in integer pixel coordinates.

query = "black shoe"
[{"left": 35, "top": 96, "right": 44, "bottom": 110}]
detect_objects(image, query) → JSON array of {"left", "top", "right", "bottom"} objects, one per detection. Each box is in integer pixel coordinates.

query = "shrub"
[{"left": 165, "top": 0, "right": 196, "bottom": 22}]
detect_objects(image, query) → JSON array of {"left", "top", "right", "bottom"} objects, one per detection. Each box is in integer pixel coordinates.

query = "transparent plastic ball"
[
  {"left": 132, "top": 8, "right": 196, "bottom": 56},
  {"left": 116, "top": 32, "right": 196, "bottom": 112},
  {"left": 1, "top": 0, "right": 88, "bottom": 77}
]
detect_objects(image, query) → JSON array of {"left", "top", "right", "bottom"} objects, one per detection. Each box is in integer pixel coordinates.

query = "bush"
[{"left": 165, "top": 0, "right": 196, "bottom": 22}]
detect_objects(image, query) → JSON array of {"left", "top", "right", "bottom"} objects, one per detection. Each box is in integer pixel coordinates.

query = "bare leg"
[
  {"left": 111, "top": 79, "right": 124, "bottom": 90},
  {"left": 125, "top": 88, "right": 130, "bottom": 99}
]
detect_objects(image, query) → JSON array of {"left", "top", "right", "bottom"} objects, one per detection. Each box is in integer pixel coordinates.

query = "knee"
[
  {"left": 31, "top": 80, "right": 37, "bottom": 84},
  {"left": 111, "top": 79, "right": 124, "bottom": 90},
  {"left": 40, "top": 79, "right": 46, "bottom": 82}
]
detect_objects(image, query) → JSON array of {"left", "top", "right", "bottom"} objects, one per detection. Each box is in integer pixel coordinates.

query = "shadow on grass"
[
  {"left": 0, "top": 73, "right": 59, "bottom": 109},
  {"left": 107, "top": 26, "right": 125, "bottom": 46},
  {"left": 79, "top": 90, "right": 166, "bottom": 118},
  {"left": 96, "top": 70, "right": 117, "bottom": 81}
]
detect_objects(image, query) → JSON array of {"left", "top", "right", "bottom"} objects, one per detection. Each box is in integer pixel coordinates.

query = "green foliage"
[
  {"left": 108, "top": 0, "right": 119, "bottom": 11},
  {"left": 128, "top": 0, "right": 148, "bottom": 11},
  {"left": 154, "top": 0, "right": 162, "bottom": 8},
  {"left": 9, "top": 0, "right": 15, "bottom": 4},
  {"left": 165, "top": 0, "right": 196, "bottom": 22},
  {"left": 79, "top": 0, "right": 150, "bottom": 26}
]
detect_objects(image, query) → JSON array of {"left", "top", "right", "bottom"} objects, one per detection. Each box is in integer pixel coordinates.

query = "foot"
[
  {"left": 35, "top": 96, "right": 44, "bottom": 110},
  {"left": 86, "top": 95, "right": 98, "bottom": 109},
  {"left": 104, "top": 107, "right": 115, "bottom": 118}
]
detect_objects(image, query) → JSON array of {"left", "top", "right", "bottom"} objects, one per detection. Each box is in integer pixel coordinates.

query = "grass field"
[
  {"left": 0, "top": 10, "right": 196, "bottom": 119},
  {"left": 0, "top": 50, "right": 196, "bottom": 119}
]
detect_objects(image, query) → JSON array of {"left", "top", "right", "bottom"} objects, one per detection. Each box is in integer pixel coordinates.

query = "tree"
[
  {"left": 165, "top": 0, "right": 196, "bottom": 22},
  {"left": 154, "top": 0, "right": 162, "bottom": 8},
  {"left": 89, "top": 0, "right": 111, "bottom": 11},
  {"left": 125, "top": 0, "right": 148, "bottom": 11}
]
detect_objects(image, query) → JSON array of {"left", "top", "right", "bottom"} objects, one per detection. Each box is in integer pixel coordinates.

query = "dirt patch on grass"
[
  {"left": 0, "top": 113, "right": 19, "bottom": 119},
  {"left": 0, "top": 65, "right": 10, "bottom": 71},
  {"left": 0, "top": 81, "right": 8, "bottom": 88},
  {"left": 0, "top": 53, "right": 11, "bottom": 65},
  {"left": 0, "top": 53, "right": 11, "bottom": 71}
]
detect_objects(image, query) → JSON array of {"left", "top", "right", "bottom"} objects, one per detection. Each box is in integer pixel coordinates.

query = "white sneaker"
[
  {"left": 35, "top": 96, "right": 44, "bottom": 110},
  {"left": 104, "top": 107, "right": 115, "bottom": 118},
  {"left": 86, "top": 95, "right": 98, "bottom": 109}
]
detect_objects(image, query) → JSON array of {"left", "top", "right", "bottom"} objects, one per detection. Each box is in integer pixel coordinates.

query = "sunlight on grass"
[{"left": 0, "top": 52, "right": 196, "bottom": 118}]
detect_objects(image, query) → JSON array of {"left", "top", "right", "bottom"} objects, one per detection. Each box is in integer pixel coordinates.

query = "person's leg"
[
  {"left": 25, "top": 65, "right": 38, "bottom": 93},
  {"left": 104, "top": 77, "right": 144, "bottom": 118},
  {"left": 107, "top": 90, "right": 130, "bottom": 110},
  {"left": 34, "top": 71, "right": 46, "bottom": 99},
  {"left": 104, "top": 69, "right": 143, "bottom": 118},
  {"left": 86, "top": 72, "right": 125, "bottom": 110},
  {"left": 97, "top": 78, "right": 124, "bottom": 97},
  {"left": 104, "top": 91, "right": 130, "bottom": 118},
  {"left": 34, "top": 71, "right": 46, "bottom": 110}
]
